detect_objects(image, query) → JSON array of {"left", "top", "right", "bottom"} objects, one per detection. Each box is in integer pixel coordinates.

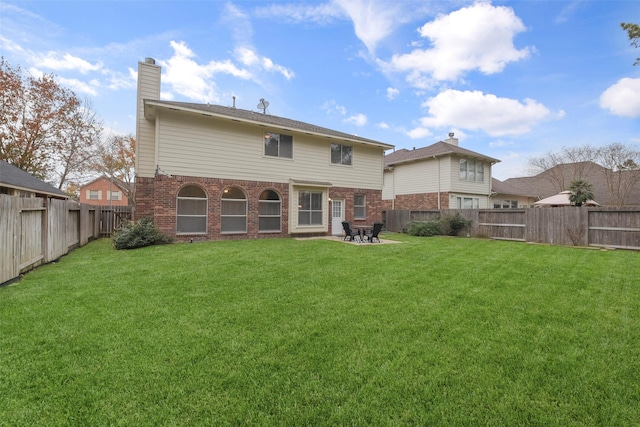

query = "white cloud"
[
  {"left": 234, "top": 47, "right": 294, "bottom": 80},
  {"left": 160, "top": 40, "right": 252, "bottom": 103},
  {"left": 322, "top": 100, "right": 348, "bottom": 116},
  {"left": 39, "top": 52, "right": 102, "bottom": 74},
  {"left": 377, "top": 122, "right": 390, "bottom": 129},
  {"left": 254, "top": 2, "right": 343, "bottom": 25},
  {"left": 489, "top": 139, "right": 515, "bottom": 148},
  {"left": 386, "top": 87, "right": 399, "bottom": 100},
  {"left": 406, "top": 126, "right": 433, "bottom": 139},
  {"left": 344, "top": 113, "right": 367, "bottom": 126},
  {"left": 55, "top": 75, "right": 99, "bottom": 96},
  {"left": 600, "top": 77, "right": 640, "bottom": 118},
  {"left": 379, "top": 2, "right": 531, "bottom": 85},
  {"left": 418, "top": 89, "right": 558, "bottom": 136}
]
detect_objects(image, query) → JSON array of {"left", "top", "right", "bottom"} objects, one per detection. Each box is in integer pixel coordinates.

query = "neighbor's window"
[
  {"left": 354, "top": 194, "right": 366, "bottom": 219},
  {"left": 88, "top": 190, "right": 100, "bottom": 200},
  {"left": 493, "top": 200, "right": 518, "bottom": 209},
  {"left": 456, "top": 197, "right": 479, "bottom": 209},
  {"left": 177, "top": 185, "right": 207, "bottom": 234},
  {"left": 298, "top": 191, "right": 323, "bottom": 226},
  {"left": 259, "top": 190, "right": 281, "bottom": 232},
  {"left": 221, "top": 187, "right": 247, "bottom": 233},
  {"left": 459, "top": 159, "right": 485, "bottom": 182},
  {"left": 108, "top": 191, "right": 121, "bottom": 201},
  {"left": 264, "top": 133, "right": 293, "bottom": 158},
  {"left": 331, "top": 143, "right": 352, "bottom": 165}
]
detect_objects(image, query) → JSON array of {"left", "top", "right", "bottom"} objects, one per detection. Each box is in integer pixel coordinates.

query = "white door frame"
[{"left": 331, "top": 199, "right": 345, "bottom": 235}]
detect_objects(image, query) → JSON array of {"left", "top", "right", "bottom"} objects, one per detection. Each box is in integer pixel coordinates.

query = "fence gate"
[{"left": 99, "top": 206, "right": 132, "bottom": 237}]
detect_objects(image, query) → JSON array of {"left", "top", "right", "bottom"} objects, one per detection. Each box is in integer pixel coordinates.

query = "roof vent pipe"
[{"left": 232, "top": 96, "right": 236, "bottom": 108}]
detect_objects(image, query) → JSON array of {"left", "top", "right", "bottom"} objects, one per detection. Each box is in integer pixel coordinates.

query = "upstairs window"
[
  {"left": 459, "top": 159, "right": 485, "bottom": 182},
  {"left": 221, "top": 187, "right": 247, "bottom": 233},
  {"left": 259, "top": 190, "right": 282, "bottom": 232},
  {"left": 264, "top": 133, "right": 293, "bottom": 158},
  {"left": 354, "top": 194, "right": 366, "bottom": 219},
  {"left": 177, "top": 186, "right": 207, "bottom": 234},
  {"left": 88, "top": 190, "right": 100, "bottom": 200},
  {"left": 108, "top": 191, "right": 121, "bottom": 201},
  {"left": 331, "top": 143, "right": 352, "bottom": 165}
]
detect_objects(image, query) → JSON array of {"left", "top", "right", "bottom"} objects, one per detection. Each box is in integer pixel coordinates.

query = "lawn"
[{"left": 1, "top": 235, "right": 639, "bottom": 426}]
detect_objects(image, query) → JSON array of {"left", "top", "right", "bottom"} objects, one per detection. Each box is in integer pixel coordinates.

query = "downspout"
[{"left": 434, "top": 156, "right": 441, "bottom": 209}]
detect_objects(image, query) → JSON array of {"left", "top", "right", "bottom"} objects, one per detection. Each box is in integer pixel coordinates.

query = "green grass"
[{"left": 1, "top": 235, "right": 639, "bottom": 426}]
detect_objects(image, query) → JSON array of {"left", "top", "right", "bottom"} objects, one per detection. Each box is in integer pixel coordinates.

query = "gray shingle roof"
[
  {"left": 491, "top": 177, "right": 536, "bottom": 197},
  {"left": 145, "top": 100, "right": 394, "bottom": 149},
  {"left": 0, "top": 160, "right": 68, "bottom": 198},
  {"left": 384, "top": 141, "right": 500, "bottom": 167}
]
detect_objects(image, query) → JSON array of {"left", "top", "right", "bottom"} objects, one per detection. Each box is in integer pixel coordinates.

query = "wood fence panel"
[
  {"left": 66, "top": 202, "right": 80, "bottom": 249},
  {"left": 47, "top": 199, "right": 68, "bottom": 262},
  {"left": 478, "top": 210, "right": 526, "bottom": 241},
  {"left": 0, "top": 195, "right": 19, "bottom": 284},
  {"left": 588, "top": 209, "right": 640, "bottom": 249},
  {"left": 19, "top": 203, "right": 44, "bottom": 270}
]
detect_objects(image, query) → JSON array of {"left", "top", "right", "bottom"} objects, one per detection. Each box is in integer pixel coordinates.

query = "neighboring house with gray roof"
[
  {"left": 491, "top": 177, "right": 538, "bottom": 208},
  {"left": 382, "top": 134, "right": 500, "bottom": 210},
  {"left": 135, "top": 58, "right": 393, "bottom": 241},
  {"left": 0, "top": 160, "right": 68, "bottom": 200}
]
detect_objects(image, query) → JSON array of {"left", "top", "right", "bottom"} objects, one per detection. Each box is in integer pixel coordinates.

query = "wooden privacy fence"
[
  {"left": 99, "top": 206, "right": 133, "bottom": 237},
  {"left": 1, "top": 195, "right": 131, "bottom": 285},
  {"left": 385, "top": 207, "right": 640, "bottom": 250}
]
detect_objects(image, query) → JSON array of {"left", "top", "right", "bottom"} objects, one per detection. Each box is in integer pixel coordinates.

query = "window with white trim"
[
  {"left": 493, "top": 200, "right": 518, "bottom": 209},
  {"left": 108, "top": 191, "right": 121, "bottom": 201},
  {"left": 354, "top": 194, "right": 366, "bottom": 219},
  {"left": 331, "top": 143, "right": 352, "bottom": 165},
  {"left": 459, "top": 159, "right": 485, "bottom": 182},
  {"left": 177, "top": 186, "right": 207, "bottom": 234},
  {"left": 456, "top": 197, "right": 479, "bottom": 209},
  {"left": 264, "top": 133, "right": 293, "bottom": 158},
  {"left": 221, "top": 187, "right": 247, "bottom": 233},
  {"left": 298, "top": 191, "right": 323, "bottom": 226},
  {"left": 259, "top": 190, "right": 281, "bottom": 232},
  {"left": 88, "top": 190, "right": 100, "bottom": 200}
]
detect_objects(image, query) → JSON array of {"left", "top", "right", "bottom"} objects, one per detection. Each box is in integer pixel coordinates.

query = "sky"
[{"left": 1, "top": 0, "right": 639, "bottom": 180}]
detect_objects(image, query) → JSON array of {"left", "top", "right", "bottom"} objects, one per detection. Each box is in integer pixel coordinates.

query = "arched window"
[
  {"left": 259, "top": 190, "right": 281, "bottom": 232},
  {"left": 221, "top": 187, "right": 247, "bottom": 233},
  {"left": 177, "top": 185, "right": 207, "bottom": 234}
]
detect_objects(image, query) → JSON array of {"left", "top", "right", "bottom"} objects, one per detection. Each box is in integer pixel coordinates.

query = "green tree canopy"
[
  {"left": 621, "top": 22, "right": 640, "bottom": 65},
  {"left": 568, "top": 180, "right": 595, "bottom": 207}
]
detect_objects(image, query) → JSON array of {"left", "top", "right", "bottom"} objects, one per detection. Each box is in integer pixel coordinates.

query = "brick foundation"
[{"left": 383, "top": 192, "right": 451, "bottom": 211}]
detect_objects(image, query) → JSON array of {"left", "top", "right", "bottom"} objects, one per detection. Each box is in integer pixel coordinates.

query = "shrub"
[
  {"left": 407, "top": 220, "right": 442, "bottom": 237},
  {"left": 112, "top": 217, "right": 173, "bottom": 250},
  {"left": 440, "top": 212, "right": 472, "bottom": 236}
]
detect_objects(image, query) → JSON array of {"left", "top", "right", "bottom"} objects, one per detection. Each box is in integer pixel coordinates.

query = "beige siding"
[
  {"left": 386, "top": 158, "right": 441, "bottom": 196},
  {"left": 447, "top": 157, "right": 492, "bottom": 196},
  {"left": 155, "top": 111, "right": 385, "bottom": 190},
  {"left": 288, "top": 183, "right": 329, "bottom": 234},
  {"left": 382, "top": 170, "right": 394, "bottom": 200},
  {"left": 136, "top": 60, "right": 161, "bottom": 178}
]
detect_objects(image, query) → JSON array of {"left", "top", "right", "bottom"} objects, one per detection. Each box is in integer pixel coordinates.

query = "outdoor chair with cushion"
[
  {"left": 342, "top": 221, "right": 361, "bottom": 242},
  {"left": 364, "top": 222, "right": 384, "bottom": 243}
]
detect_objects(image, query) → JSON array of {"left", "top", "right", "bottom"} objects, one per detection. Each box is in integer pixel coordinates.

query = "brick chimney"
[{"left": 445, "top": 132, "right": 459, "bottom": 146}]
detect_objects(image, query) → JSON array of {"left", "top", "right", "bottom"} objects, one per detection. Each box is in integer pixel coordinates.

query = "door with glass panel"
[{"left": 331, "top": 199, "right": 344, "bottom": 235}]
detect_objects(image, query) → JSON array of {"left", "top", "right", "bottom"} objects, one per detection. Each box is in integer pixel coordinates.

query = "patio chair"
[
  {"left": 342, "top": 221, "right": 360, "bottom": 242},
  {"left": 364, "top": 222, "right": 384, "bottom": 243}
]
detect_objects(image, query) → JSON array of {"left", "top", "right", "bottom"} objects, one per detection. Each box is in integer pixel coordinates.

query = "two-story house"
[
  {"left": 382, "top": 134, "right": 500, "bottom": 210},
  {"left": 134, "top": 58, "right": 393, "bottom": 241},
  {"left": 78, "top": 176, "right": 131, "bottom": 206}
]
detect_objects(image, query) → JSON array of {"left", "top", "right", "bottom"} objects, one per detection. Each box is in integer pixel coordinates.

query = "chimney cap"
[
  {"left": 448, "top": 132, "right": 454, "bottom": 138},
  {"left": 144, "top": 57, "right": 156, "bottom": 64}
]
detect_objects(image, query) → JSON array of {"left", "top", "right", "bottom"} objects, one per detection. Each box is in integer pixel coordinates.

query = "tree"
[
  {"left": 568, "top": 180, "right": 594, "bottom": 207},
  {"left": 621, "top": 22, "right": 640, "bottom": 66},
  {"left": 527, "top": 145, "right": 600, "bottom": 192},
  {"left": 596, "top": 143, "right": 640, "bottom": 206},
  {"left": 93, "top": 133, "right": 136, "bottom": 204},
  {"left": 0, "top": 58, "right": 102, "bottom": 189}
]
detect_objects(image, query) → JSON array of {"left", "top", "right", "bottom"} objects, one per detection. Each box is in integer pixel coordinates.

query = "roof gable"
[{"left": 385, "top": 141, "right": 499, "bottom": 167}]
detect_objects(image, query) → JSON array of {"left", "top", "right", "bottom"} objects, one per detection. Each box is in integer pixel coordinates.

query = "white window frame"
[
  {"left": 221, "top": 187, "right": 247, "bottom": 234},
  {"left": 177, "top": 185, "right": 208, "bottom": 234},
  {"left": 298, "top": 191, "right": 323, "bottom": 226},
  {"left": 264, "top": 132, "right": 293, "bottom": 159},
  {"left": 354, "top": 194, "right": 366, "bottom": 220},
  {"left": 459, "top": 159, "right": 485, "bottom": 182},
  {"left": 456, "top": 197, "right": 479, "bottom": 209},
  {"left": 258, "top": 190, "right": 282, "bottom": 233},
  {"left": 331, "top": 143, "right": 352, "bottom": 166}
]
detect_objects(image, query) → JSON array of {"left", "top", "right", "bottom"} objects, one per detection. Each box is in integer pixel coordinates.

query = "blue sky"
[{"left": 1, "top": 0, "right": 639, "bottom": 180}]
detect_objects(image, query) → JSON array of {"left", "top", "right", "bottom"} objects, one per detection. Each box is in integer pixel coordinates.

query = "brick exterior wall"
[
  {"left": 135, "top": 175, "right": 384, "bottom": 242},
  {"left": 382, "top": 192, "right": 451, "bottom": 211},
  {"left": 79, "top": 178, "right": 129, "bottom": 206}
]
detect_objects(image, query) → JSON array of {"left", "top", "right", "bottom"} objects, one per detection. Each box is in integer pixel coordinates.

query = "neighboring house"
[
  {"left": 382, "top": 134, "right": 500, "bottom": 210},
  {"left": 134, "top": 58, "right": 393, "bottom": 241},
  {"left": 79, "top": 176, "right": 131, "bottom": 206},
  {"left": 0, "top": 160, "right": 68, "bottom": 200},
  {"left": 504, "top": 161, "right": 640, "bottom": 207},
  {"left": 491, "top": 178, "right": 537, "bottom": 208}
]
